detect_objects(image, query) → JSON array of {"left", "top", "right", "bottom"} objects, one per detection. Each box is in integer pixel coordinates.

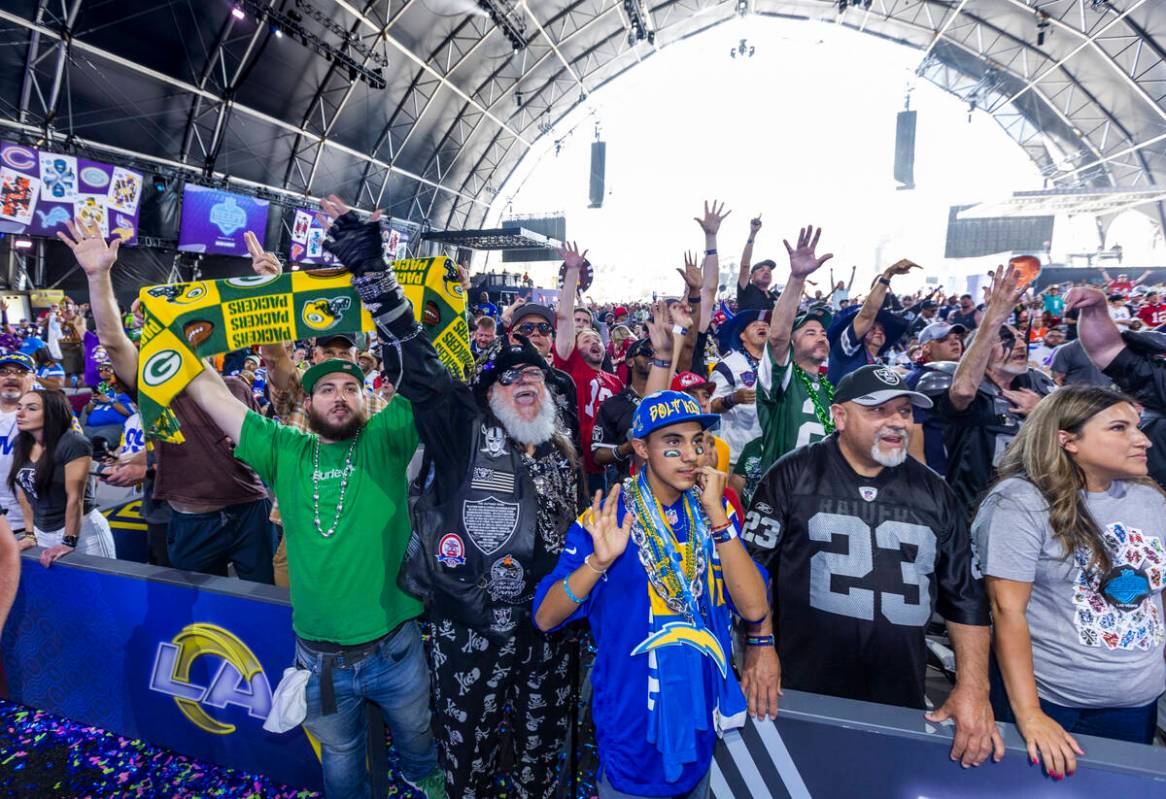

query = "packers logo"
[
  {"left": 146, "top": 282, "right": 208, "bottom": 305},
  {"left": 302, "top": 296, "right": 352, "bottom": 331},
  {"left": 442, "top": 261, "right": 466, "bottom": 298},
  {"left": 630, "top": 620, "right": 728, "bottom": 677},
  {"left": 142, "top": 349, "right": 183, "bottom": 387},
  {"left": 226, "top": 275, "right": 280, "bottom": 288},
  {"left": 148, "top": 623, "right": 272, "bottom": 735}
]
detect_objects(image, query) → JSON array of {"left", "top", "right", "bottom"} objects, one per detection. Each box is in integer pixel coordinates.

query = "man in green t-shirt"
[
  {"left": 757, "top": 226, "right": 836, "bottom": 474},
  {"left": 183, "top": 358, "right": 445, "bottom": 799}
]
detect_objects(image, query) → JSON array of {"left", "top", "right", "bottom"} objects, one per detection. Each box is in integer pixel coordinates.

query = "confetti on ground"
[{"left": 0, "top": 699, "right": 318, "bottom": 799}]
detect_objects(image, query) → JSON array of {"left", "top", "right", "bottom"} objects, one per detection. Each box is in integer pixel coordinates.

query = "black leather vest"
[{"left": 401, "top": 418, "right": 565, "bottom": 640}]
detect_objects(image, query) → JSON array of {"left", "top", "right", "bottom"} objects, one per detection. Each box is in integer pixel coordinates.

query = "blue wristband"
[
  {"left": 563, "top": 577, "right": 586, "bottom": 604},
  {"left": 746, "top": 634, "right": 775, "bottom": 647}
]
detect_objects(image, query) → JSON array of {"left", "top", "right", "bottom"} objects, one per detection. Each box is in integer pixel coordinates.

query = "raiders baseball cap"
[
  {"left": 302, "top": 359, "right": 365, "bottom": 395},
  {"left": 918, "top": 321, "right": 967, "bottom": 345},
  {"left": 834, "top": 365, "right": 932, "bottom": 408}
]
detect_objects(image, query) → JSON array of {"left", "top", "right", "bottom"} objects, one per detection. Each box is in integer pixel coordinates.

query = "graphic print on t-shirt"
[{"left": 1072, "top": 522, "right": 1165, "bottom": 651}]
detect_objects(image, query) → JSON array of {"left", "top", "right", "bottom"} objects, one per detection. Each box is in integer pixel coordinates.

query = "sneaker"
[{"left": 403, "top": 768, "right": 448, "bottom": 799}]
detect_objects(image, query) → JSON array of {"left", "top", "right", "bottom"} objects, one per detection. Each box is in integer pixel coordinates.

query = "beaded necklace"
[
  {"left": 625, "top": 473, "right": 707, "bottom": 621},
  {"left": 312, "top": 428, "right": 361, "bottom": 538},
  {"left": 794, "top": 363, "right": 835, "bottom": 434}
]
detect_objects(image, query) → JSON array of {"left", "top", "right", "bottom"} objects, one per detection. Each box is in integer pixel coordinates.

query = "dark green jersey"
[
  {"left": 732, "top": 437, "right": 764, "bottom": 507},
  {"left": 757, "top": 344, "right": 832, "bottom": 473}
]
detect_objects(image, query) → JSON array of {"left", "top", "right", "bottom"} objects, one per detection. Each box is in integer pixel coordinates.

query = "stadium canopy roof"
[{"left": 2, "top": 0, "right": 1164, "bottom": 238}]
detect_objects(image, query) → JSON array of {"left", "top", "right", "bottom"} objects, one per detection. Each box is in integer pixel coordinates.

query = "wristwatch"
[{"left": 62, "top": 535, "right": 78, "bottom": 548}]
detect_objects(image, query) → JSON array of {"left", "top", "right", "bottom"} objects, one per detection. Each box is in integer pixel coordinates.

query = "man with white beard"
[
  {"left": 915, "top": 263, "right": 1054, "bottom": 514},
  {"left": 738, "top": 365, "right": 1003, "bottom": 768},
  {"left": 397, "top": 331, "right": 581, "bottom": 799}
]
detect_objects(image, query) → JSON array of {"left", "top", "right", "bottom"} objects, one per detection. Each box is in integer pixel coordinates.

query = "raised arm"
[
  {"left": 846, "top": 265, "right": 857, "bottom": 292},
  {"left": 644, "top": 300, "right": 678, "bottom": 396},
  {"left": 57, "top": 221, "right": 137, "bottom": 389},
  {"left": 242, "top": 231, "right": 296, "bottom": 393},
  {"left": 949, "top": 264, "right": 1024, "bottom": 411},
  {"left": 1064, "top": 286, "right": 1125, "bottom": 370},
  {"left": 768, "top": 226, "right": 832, "bottom": 360},
  {"left": 555, "top": 242, "right": 587, "bottom": 362},
  {"left": 851, "top": 259, "right": 920, "bottom": 341},
  {"left": 737, "top": 215, "right": 761, "bottom": 290},
  {"left": 185, "top": 366, "right": 250, "bottom": 444}
]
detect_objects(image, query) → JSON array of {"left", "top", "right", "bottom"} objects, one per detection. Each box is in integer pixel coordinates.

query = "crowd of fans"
[{"left": 0, "top": 200, "right": 1163, "bottom": 799}]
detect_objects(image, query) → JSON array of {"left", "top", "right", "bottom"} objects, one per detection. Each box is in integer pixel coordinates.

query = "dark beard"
[{"left": 307, "top": 405, "right": 367, "bottom": 440}]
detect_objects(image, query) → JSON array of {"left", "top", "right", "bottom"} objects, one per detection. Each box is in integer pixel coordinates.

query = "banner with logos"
[{"left": 0, "top": 141, "right": 143, "bottom": 244}]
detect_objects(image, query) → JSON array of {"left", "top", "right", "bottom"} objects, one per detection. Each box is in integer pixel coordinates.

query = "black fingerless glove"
[
  {"left": 353, "top": 270, "right": 417, "bottom": 339},
  {"left": 322, "top": 211, "right": 385, "bottom": 277}
]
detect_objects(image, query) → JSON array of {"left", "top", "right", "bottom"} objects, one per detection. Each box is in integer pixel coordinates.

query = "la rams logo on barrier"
[{"left": 149, "top": 623, "right": 272, "bottom": 735}]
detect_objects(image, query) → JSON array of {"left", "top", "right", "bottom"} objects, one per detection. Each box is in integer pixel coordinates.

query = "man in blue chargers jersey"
[{"left": 534, "top": 390, "right": 769, "bottom": 799}]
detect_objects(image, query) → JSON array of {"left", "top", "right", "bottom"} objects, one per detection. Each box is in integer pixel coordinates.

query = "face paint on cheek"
[{"left": 662, "top": 449, "right": 681, "bottom": 458}]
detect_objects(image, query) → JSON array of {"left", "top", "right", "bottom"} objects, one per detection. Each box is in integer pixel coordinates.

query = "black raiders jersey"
[{"left": 744, "top": 435, "right": 988, "bottom": 709}]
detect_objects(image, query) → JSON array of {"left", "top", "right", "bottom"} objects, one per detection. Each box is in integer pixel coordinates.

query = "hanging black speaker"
[
  {"left": 894, "top": 110, "right": 916, "bottom": 189},
  {"left": 589, "top": 141, "right": 606, "bottom": 208}
]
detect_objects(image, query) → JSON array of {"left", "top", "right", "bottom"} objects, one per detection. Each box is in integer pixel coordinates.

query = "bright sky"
[{"left": 480, "top": 15, "right": 1054, "bottom": 301}]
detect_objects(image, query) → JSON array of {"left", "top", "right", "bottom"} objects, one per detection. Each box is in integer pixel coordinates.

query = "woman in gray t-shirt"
[{"left": 973, "top": 386, "right": 1165, "bottom": 779}]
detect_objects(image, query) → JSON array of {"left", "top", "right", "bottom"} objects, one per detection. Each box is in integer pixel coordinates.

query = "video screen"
[{"left": 178, "top": 185, "right": 269, "bottom": 256}]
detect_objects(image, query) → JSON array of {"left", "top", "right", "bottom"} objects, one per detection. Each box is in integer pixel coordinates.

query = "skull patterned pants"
[{"left": 428, "top": 617, "right": 575, "bottom": 799}]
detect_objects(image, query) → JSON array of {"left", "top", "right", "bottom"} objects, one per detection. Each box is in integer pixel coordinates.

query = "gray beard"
[
  {"left": 871, "top": 429, "right": 909, "bottom": 468},
  {"left": 488, "top": 390, "right": 556, "bottom": 447}
]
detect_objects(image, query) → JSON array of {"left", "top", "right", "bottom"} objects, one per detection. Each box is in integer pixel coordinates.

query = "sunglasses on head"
[
  {"left": 515, "top": 322, "right": 552, "bottom": 336},
  {"left": 497, "top": 366, "right": 545, "bottom": 386}
]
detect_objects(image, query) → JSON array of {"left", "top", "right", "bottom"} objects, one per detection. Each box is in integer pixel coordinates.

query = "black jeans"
[{"left": 166, "top": 497, "right": 276, "bottom": 583}]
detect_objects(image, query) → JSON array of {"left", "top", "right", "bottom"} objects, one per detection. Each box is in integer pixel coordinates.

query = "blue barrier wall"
[
  {"left": 3, "top": 551, "right": 1166, "bottom": 798},
  {"left": 0, "top": 552, "right": 321, "bottom": 792}
]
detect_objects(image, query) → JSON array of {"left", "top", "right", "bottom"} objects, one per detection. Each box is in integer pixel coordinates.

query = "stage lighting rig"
[
  {"left": 622, "top": 0, "right": 655, "bottom": 47},
  {"left": 477, "top": 1, "right": 528, "bottom": 51},
  {"left": 234, "top": 0, "right": 386, "bottom": 88}
]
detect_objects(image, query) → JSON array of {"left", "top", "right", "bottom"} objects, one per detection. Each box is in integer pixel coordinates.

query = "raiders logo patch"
[{"left": 859, "top": 487, "right": 878, "bottom": 502}]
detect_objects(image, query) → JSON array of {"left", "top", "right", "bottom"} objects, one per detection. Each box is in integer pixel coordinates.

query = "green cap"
[
  {"left": 793, "top": 307, "right": 833, "bottom": 332},
  {"left": 302, "top": 359, "right": 365, "bottom": 395}
]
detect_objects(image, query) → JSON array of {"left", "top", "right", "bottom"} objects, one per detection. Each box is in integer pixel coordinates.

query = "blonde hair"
[{"left": 994, "top": 385, "right": 1160, "bottom": 572}]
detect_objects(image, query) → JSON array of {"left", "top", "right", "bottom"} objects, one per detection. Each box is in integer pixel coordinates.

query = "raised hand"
[
  {"left": 645, "top": 299, "right": 675, "bottom": 357},
  {"left": 244, "top": 231, "right": 282, "bottom": 277},
  {"left": 557, "top": 240, "right": 589, "bottom": 272},
  {"left": 782, "top": 226, "right": 833, "bottom": 279},
  {"left": 1063, "top": 286, "right": 1107, "bottom": 313},
  {"left": 57, "top": 219, "right": 124, "bottom": 278},
  {"left": 883, "top": 258, "right": 922, "bottom": 279},
  {"left": 693, "top": 200, "right": 731, "bottom": 236},
  {"left": 316, "top": 193, "right": 382, "bottom": 230},
  {"left": 669, "top": 300, "right": 694, "bottom": 331},
  {"left": 677, "top": 251, "right": 701, "bottom": 292},
  {"left": 584, "top": 485, "right": 632, "bottom": 570},
  {"left": 985, "top": 263, "right": 1026, "bottom": 317},
  {"left": 750, "top": 215, "right": 763, "bottom": 236}
]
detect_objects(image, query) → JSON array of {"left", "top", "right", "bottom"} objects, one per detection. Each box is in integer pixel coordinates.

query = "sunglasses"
[
  {"left": 497, "top": 366, "right": 545, "bottom": 386},
  {"left": 515, "top": 322, "right": 553, "bottom": 336}
]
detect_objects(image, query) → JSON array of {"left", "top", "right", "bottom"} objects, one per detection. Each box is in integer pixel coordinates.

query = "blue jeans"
[
  {"left": 296, "top": 622, "right": 438, "bottom": 799},
  {"left": 989, "top": 660, "right": 1159, "bottom": 744}
]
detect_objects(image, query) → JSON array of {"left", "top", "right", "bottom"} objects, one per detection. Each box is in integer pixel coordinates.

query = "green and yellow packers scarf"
[{"left": 138, "top": 256, "right": 470, "bottom": 443}]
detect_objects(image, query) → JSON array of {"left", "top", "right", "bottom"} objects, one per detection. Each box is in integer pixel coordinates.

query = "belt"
[{"left": 298, "top": 620, "right": 409, "bottom": 716}]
